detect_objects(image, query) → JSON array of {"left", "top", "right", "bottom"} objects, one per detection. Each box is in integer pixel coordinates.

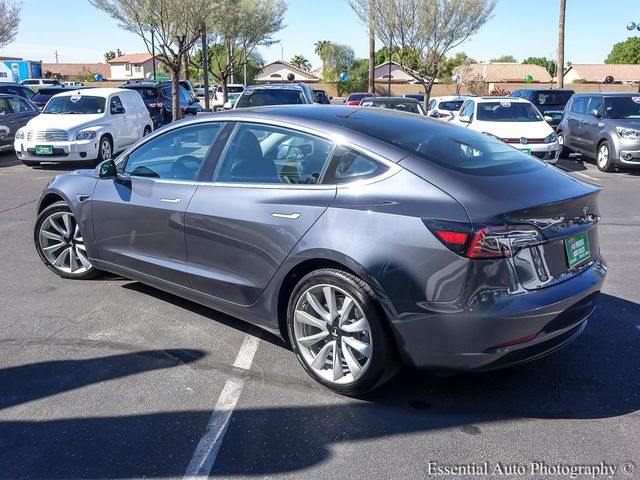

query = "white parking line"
[
  {"left": 573, "top": 171, "right": 600, "bottom": 182},
  {"left": 183, "top": 334, "right": 260, "bottom": 479}
]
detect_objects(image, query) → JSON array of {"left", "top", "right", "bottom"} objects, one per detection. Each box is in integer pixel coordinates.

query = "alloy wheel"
[
  {"left": 597, "top": 144, "right": 609, "bottom": 169},
  {"left": 293, "top": 284, "right": 372, "bottom": 385},
  {"left": 101, "top": 139, "right": 112, "bottom": 160},
  {"left": 38, "top": 211, "right": 92, "bottom": 275}
]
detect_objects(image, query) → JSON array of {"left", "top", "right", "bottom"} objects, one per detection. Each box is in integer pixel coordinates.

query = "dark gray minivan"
[{"left": 558, "top": 92, "right": 640, "bottom": 171}]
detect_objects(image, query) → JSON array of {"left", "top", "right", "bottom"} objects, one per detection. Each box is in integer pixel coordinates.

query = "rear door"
[
  {"left": 184, "top": 122, "right": 337, "bottom": 305},
  {"left": 566, "top": 96, "right": 588, "bottom": 151},
  {"left": 108, "top": 94, "right": 130, "bottom": 149},
  {"left": 582, "top": 96, "right": 604, "bottom": 153},
  {"left": 91, "top": 121, "right": 224, "bottom": 285}
]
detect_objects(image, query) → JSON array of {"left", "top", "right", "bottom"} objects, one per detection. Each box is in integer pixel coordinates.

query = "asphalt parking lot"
[{"left": 0, "top": 151, "right": 639, "bottom": 480}]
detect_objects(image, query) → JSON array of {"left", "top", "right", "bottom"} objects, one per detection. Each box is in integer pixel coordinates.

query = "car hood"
[
  {"left": 25, "top": 114, "right": 105, "bottom": 132},
  {"left": 604, "top": 118, "right": 640, "bottom": 129},
  {"left": 472, "top": 119, "right": 554, "bottom": 139}
]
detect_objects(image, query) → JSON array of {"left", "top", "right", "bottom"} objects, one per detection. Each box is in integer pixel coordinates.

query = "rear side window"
[
  {"left": 323, "top": 146, "right": 388, "bottom": 184},
  {"left": 7, "top": 97, "right": 34, "bottom": 113},
  {"left": 570, "top": 97, "right": 588, "bottom": 114},
  {"left": 459, "top": 100, "right": 474, "bottom": 118},
  {"left": 0, "top": 98, "right": 9, "bottom": 115},
  {"left": 438, "top": 100, "right": 464, "bottom": 111}
]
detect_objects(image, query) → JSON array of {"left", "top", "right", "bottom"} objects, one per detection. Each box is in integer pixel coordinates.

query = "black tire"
[
  {"left": 287, "top": 268, "right": 399, "bottom": 396},
  {"left": 557, "top": 131, "right": 570, "bottom": 158},
  {"left": 34, "top": 201, "right": 100, "bottom": 280},
  {"left": 21, "top": 159, "right": 40, "bottom": 167},
  {"left": 596, "top": 140, "right": 613, "bottom": 172},
  {"left": 97, "top": 135, "right": 113, "bottom": 163}
]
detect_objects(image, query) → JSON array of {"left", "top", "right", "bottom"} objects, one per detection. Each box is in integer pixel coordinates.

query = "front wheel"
[
  {"left": 287, "top": 269, "right": 398, "bottom": 396},
  {"left": 596, "top": 141, "right": 613, "bottom": 172},
  {"left": 97, "top": 136, "right": 113, "bottom": 163},
  {"left": 34, "top": 202, "right": 99, "bottom": 280}
]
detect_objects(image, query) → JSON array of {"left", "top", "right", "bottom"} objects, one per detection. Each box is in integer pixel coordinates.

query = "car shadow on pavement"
[{"left": 0, "top": 293, "right": 637, "bottom": 478}]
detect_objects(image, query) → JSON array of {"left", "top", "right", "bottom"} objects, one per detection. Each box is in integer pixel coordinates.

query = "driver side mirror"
[
  {"left": 544, "top": 115, "right": 554, "bottom": 123},
  {"left": 590, "top": 109, "right": 602, "bottom": 118},
  {"left": 95, "top": 159, "right": 117, "bottom": 179},
  {"left": 458, "top": 115, "right": 471, "bottom": 123},
  {"left": 223, "top": 101, "right": 233, "bottom": 110}
]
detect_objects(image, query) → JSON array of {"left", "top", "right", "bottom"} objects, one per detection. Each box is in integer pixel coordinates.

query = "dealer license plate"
[
  {"left": 565, "top": 232, "right": 591, "bottom": 269},
  {"left": 35, "top": 145, "right": 53, "bottom": 155}
]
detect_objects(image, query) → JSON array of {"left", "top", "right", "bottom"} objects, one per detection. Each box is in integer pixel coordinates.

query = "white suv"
[
  {"left": 15, "top": 88, "right": 153, "bottom": 166},
  {"left": 450, "top": 96, "right": 560, "bottom": 164},
  {"left": 212, "top": 84, "right": 245, "bottom": 109}
]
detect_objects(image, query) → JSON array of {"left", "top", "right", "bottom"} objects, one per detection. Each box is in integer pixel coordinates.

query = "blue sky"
[{"left": 2, "top": 0, "right": 639, "bottom": 68}]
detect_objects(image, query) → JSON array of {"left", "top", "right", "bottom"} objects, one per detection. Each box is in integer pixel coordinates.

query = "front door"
[
  {"left": 582, "top": 96, "right": 604, "bottom": 153},
  {"left": 184, "top": 122, "right": 337, "bottom": 305},
  {"left": 91, "top": 121, "right": 224, "bottom": 285}
]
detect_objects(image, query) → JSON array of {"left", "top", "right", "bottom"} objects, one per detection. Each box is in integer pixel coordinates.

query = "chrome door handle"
[
  {"left": 271, "top": 212, "right": 301, "bottom": 219},
  {"left": 161, "top": 198, "right": 182, "bottom": 203}
]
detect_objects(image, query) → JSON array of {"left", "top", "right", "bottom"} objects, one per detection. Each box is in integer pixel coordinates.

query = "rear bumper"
[{"left": 391, "top": 257, "right": 606, "bottom": 371}]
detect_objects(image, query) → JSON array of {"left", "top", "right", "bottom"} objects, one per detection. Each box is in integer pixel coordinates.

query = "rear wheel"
[
  {"left": 596, "top": 140, "right": 613, "bottom": 172},
  {"left": 34, "top": 202, "right": 99, "bottom": 280},
  {"left": 287, "top": 269, "right": 398, "bottom": 396},
  {"left": 557, "top": 131, "right": 570, "bottom": 158}
]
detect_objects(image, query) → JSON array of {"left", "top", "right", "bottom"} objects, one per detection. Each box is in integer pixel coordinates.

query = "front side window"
[
  {"left": 0, "top": 98, "right": 9, "bottom": 115},
  {"left": 42, "top": 95, "right": 106, "bottom": 114},
  {"left": 476, "top": 101, "right": 543, "bottom": 122},
  {"left": 459, "top": 100, "right": 475, "bottom": 119},
  {"left": 124, "top": 123, "right": 223, "bottom": 180},
  {"left": 587, "top": 96, "right": 603, "bottom": 115},
  {"left": 214, "top": 123, "right": 334, "bottom": 185},
  {"left": 7, "top": 97, "right": 33, "bottom": 113},
  {"left": 324, "top": 146, "right": 388, "bottom": 184}
]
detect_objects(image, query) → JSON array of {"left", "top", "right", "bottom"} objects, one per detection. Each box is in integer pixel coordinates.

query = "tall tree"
[
  {"left": 490, "top": 55, "right": 517, "bottom": 63},
  {"left": 324, "top": 43, "right": 356, "bottom": 82},
  {"left": 557, "top": 0, "right": 566, "bottom": 87},
  {"left": 290, "top": 54, "right": 312, "bottom": 71},
  {"left": 206, "top": 0, "right": 286, "bottom": 103},
  {"left": 89, "top": 0, "right": 214, "bottom": 121},
  {"left": 0, "top": 0, "right": 20, "bottom": 49},
  {"left": 605, "top": 37, "right": 640, "bottom": 64},
  {"left": 347, "top": 0, "right": 496, "bottom": 108},
  {"left": 104, "top": 50, "right": 116, "bottom": 62},
  {"left": 314, "top": 40, "right": 332, "bottom": 79}
]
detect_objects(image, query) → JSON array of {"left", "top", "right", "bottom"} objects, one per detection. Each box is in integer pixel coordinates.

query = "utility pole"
[
  {"left": 556, "top": 0, "right": 566, "bottom": 88},
  {"left": 387, "top": 44, "right": 392, "bottom": 96},
  {"left": 54, "top": 50, "right": 59, "bottom": 64}
]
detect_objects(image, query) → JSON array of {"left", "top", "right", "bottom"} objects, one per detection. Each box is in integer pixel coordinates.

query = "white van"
[{"left": 15, "top": 88, "right": 153, "bottom": 166}]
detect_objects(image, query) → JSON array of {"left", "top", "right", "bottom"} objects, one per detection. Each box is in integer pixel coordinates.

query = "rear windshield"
[
  {"left": 228, "top": 86, "right": 244, "bottom": 94},
  {"left": 476, "top": 101, "right": 543, "bottom": 122},
  {"left": 533, "top": 91, "right": 573, "bottom": 106},
  {"left": 347, "top": 93, "right": 368, "bottom": 102},
  {"left": 438, "top": 100, "right": 465, "bottom": 111},
  {"left": 604, "top": 96, "right": 640, "bottom": 119},
  {"left": 42, "top": 95, "right": 105, "bottom": 114},
  {"left": 342, "top": 112, "right": 544, "bottom": 176},
  {"left": 126, "top": 87, "right": 159, "bottom": 100},
  {"left": 363, "top": 100, "right": 423, "bottom": 114},
  {"left": 235, "top": 89, "right": 306, "bottom": 107}
]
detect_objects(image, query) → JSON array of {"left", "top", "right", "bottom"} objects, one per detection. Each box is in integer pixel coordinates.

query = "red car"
[{"left": 344, "top": 92, "right": 373, "bottom": 106}]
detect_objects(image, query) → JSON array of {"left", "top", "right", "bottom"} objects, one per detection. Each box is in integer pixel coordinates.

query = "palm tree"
[
  {"left": 290, "top": 54, "right": 312, "bottom": 72},
  {"left": 314, "top": 40, "right": 333, "bottom": 77}
]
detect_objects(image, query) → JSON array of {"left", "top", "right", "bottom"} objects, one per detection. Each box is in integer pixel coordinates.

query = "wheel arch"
[
  {"left": 38, "top": 191, "right": 69, "bottom": 214},
  {"left": 274, "top": 253, "right": 397, "bottom": 347}
]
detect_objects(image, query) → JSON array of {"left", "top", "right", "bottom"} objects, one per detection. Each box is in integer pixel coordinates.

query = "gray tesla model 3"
[{"left": 33, "top": 106, "right": 606, "bottom": 395}]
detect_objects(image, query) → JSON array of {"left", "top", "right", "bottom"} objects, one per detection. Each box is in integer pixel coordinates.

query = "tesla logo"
[{"left": 520, "top": 137, "right": 528, "bottom": 145}]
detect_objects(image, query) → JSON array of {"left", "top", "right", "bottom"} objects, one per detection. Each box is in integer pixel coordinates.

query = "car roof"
[
  {"left": 365, "top": 96, "right": 419, "bottom": 104},
  {"left": 571, "top": 92, "right": 639, "bottom": 98},
  {"left": 34, "top": 86, "right": 94, "bottom": 94},
  {"left": 512, "top": 88, "right": 575, "bottom": 93},
  {"left": 49, "top": 87, "right": 132, "bottom": 98}
]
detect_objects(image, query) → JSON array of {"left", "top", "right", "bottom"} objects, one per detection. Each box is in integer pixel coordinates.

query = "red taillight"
[
  {"left": 435, "top": 230, "right": 468, "bottom": 246},
  {"left": 424, "top": 219, "right": 542, "bottom": 259}
]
